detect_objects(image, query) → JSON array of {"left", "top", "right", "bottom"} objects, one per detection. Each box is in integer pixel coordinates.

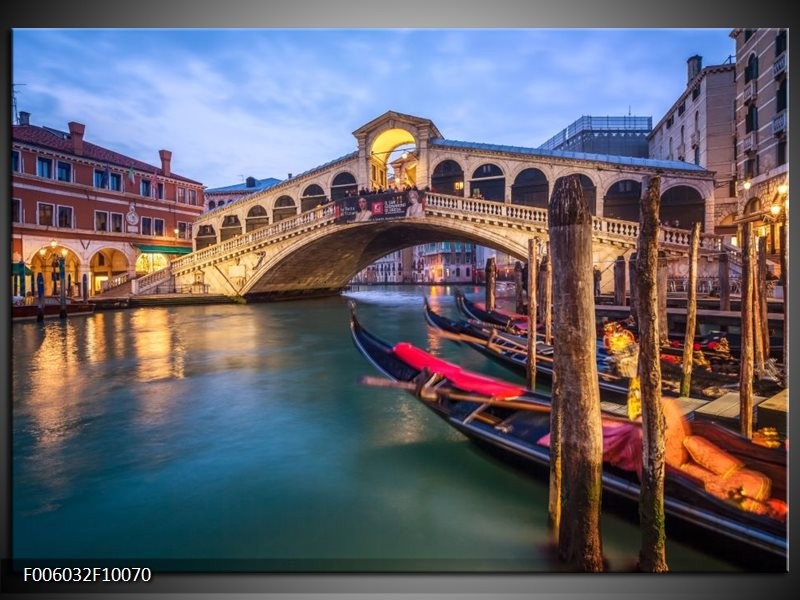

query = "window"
[
  {"left": 678, "top": 102, "right": 685, "bottom": 116},
  {"left": 38, "top": 203, "right": 54, "bottom": 226},
  {"left": 97, "top": 253, "right": 106, "bottom": 266},
  {"left": 744, "top": 157, "right": 758, "bottom": 179},
  {"left": 156, "top": 182, "right": 164, "bottom": 200},
  {"left": 12, "top": 150, "right": 20, "bottom": 173},
  {"left": 141, "top": 180, "right": 151, "bottom": 197},
  {"left": 666, "top": 115, "right": 674, "bottom": 129},
  {"left": 94, "top": 169, "right": 108, "bottom": 189},
  {"left": 745, "top": 105, "right": 758, "bottom": 133},
  {"left": 141, "top": 217, "right": 152, "bottom": 236},
  {"left": 775, "top": 30, "right": 787, "bottom": 56},
  {"left": 744, "top": 29, "right": 755, "bottom": 42},
  {"left": 777, "top": 140, "right": 786, "bottom": 166},
  {"left": 745, "top": 54, "right": 758, "bottom": 83},
  {"left": 94, "top": 211, "right": 108, "bottom": 231},
  {"left": 188, "top": 189, "right": 197, "bottom": 205},
  {"left": 57, "top": 206, "right": 73, "bottom": 228},
  {"left": 109, "top": 172, "right": 122, "bottom": 191},
  {"left": 12, "top": 199, "right": 21, "bottom": 223},
  {"left": 37, "top": 157, "right": 53, "bottom": 178},
  {"left": 691, "top": 85, "right": 700, "bottom": 101},
  {"left": 177, "top": 187, "right": 186, "bottom": 203},
  {"left": 111, "top": 213, "right": 123, "bottom": 233},
  {"left": 154, "top": 218, "right": 164, "bottom": 236},
  {"left": 57, "top": 161, "right": 72, "bottom": 182},
  {"left": 694, "top": 146, "right": 700, "bottom": 165},
  {"left": 776, "top": 79, "right": 787, "bottom": 112},
  {"left": 176, "top": 221, "right": 188, "bottom": 239}
]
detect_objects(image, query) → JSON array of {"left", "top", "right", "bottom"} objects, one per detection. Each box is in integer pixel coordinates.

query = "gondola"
[
  {"left": 348, "top": 302, "right": 788, "bottom": 570},
  {"left": 11, "top": 296, "right": 95, "bottom": 321},
  {"left": 424, "top": 296, "right": 632, "bottom": 403},
  {"left": 454, "top": 290, "right": 784, "bottom": 401}
]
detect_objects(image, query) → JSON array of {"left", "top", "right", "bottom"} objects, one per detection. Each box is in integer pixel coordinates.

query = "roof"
[
  {"left": 12, "top": 124, "right": 203, "bottom": 185},
  {"left": 205, "top": 177, "right": 282, "bottom": 194},
  {"left": 430, "top": 138, "right": 709, "bottom": 173}
]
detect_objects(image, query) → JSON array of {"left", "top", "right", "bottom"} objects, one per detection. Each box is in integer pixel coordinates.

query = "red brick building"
[{"left": 11, "top": 112, "right": 205, "bottom": 297}]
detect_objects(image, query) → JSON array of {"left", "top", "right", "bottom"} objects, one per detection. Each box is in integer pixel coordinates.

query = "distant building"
[
  {"left": 539, "top": 115, "right": 653, "bottom": 158},
  {"left": 204, "top": 176, "right": 282, "bottom": 211},
  {"left": 11, "top": 112, "right": 205, "bottom": 296},
  {"left": 648, "top": 55, "right": 737, "bottom": 237},
  {"left": 730, "top": 28, "right": 788, "bottom": 268}
]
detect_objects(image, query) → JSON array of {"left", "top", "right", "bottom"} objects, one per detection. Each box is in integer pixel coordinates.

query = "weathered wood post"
[
  {"left": 657, "top": 251, "right": 669, "bottom": 346},
  {"left": 527, "top": 239, "right": 538, "bottom": 390},
  {"left": 549, "top": 175, "right": 604, "bottom": 571},
  {"left": 757, "top": 235, "right": 769, "bottom": 363},
  {"left": 628, "top": 251, "right": 638, "bottom": 321},
  {"left": 680, "top": 223, "right": 701, "bottom": 397},
  {"left": 780, "top": 214, "right": 788, "bottom": 385},
  {"left": 614, "top": 255, "right": 626, "bottom": 307},
  {"left": 515, "top": 261, "right": 525, "bottom": 315},
  {"left": 36, "top": 273, "right": 45, "bottom": 322},
  {"left": 718, "top": 250, "right": 731, "bottom": 312},
  {"left": 539, "top": 251, "right": 553, "bottom": 345},
  {"left": 751, "top": 236, "right": 765, "bottom": 379},
  {"left": 636, "top": 174, "right": 669, "bottom": 572},
  {"left": 485, "top": 257, "right": 497, "bottom": 311},
  {"left": 739, "top": 222, "right": 755, "bottom": 439}
]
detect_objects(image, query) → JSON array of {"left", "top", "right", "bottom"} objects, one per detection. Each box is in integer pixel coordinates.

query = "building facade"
[
  {"left": 539, "top": 115, "right": 653, "bottom": 158},
  {"left": 730, "top": 28, "right": 788, "bottom": 270},
  {"left": 649, "top": 55, "right": 737, "bottom": 238},
  {"left": 11, "top": 113, "right": 205, "bottom": 296}
]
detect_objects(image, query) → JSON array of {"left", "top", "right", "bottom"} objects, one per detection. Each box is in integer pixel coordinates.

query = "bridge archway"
[
  {"left": 330, "top": 172, "right": 357, "bottom": 200},
  {"left": 431, "top": 159, "right": 465, "bottom": 196},
  {"left": 369, "top": 128, "right": 416, "bottom": 189},
  {"left": 660, "top": 184, "right": 705, "bottom": 230},
  {"left": 220, "top": 214, "right": 243, "bottom": 241},
  {"left": 301, "top": 184, "right": 327, "bottom": 212},
  {"left": 511, "top": 167, "right": 549, "bottom": 207},
  {"left": 469, "top": 163, "right": 505, "bottom": 200},
  {"left": 246, "top": 205, "right": 270, "bottom": 232},
  {"left": 603, "top": 178, "right": 642, "bottom": 222},
  {"left": 195, "top": 224, "right": 217, "bottom": 250},
  {"left": 273, "top": 196, "right": 298, "bottom": 222}
]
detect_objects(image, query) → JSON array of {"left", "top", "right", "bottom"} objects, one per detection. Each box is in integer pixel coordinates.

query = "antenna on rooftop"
[
  {"left": 12, "top": 83, "right": 26, "bottom": 124},
  {"left": 628, "top": 105, "right": 631, "bottom": 116}
]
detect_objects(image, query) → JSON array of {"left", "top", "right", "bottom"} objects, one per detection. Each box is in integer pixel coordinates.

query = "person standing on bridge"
[{"left": 354, "top": 196, "right": 373, "bottom": 222}]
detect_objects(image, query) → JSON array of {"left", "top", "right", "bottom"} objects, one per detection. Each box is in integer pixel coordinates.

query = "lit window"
[{"left": 38, "top": 203, "right": 54, "bottom": 226}]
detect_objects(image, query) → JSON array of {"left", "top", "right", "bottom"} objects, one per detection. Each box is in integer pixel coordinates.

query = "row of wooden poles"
[{"left": 478, "top": 174, "right": 784, "bottom": 570}]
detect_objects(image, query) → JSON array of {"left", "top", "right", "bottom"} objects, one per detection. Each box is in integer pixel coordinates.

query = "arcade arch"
[
  {"left": 603, "top": 179, "right": 642, "bottom": 222},
  {"left": 469, "top": 163, "right": 504, "bottom": 201},
  {"left": 246, "top": 205, "right": 270, "bottom": 232},
  {"left": 273, "top": 196, "right": 298, "bottom": 222},
  {"left": 431, "top": 159, "right": 465, "bottom": 196},
  {"left": 511, "top": 168, "right": 548, "bottom": 207},
  {"left": 661, "top": 185, "right": 705, "bottom": 230}
]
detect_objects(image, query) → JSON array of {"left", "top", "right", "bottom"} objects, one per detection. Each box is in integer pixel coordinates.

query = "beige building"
[
  {"left": 730, "top": 28, "right": 788, "bottom": 271},
  {"left": 649, "top": 55, "right": 738, "bottom": 239}
]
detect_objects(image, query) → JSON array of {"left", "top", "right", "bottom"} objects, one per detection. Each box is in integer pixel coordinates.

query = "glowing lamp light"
[
  {"left": 50, "top": 239, "right": 57, "bottom": 248},
  {"left": 742, "top": 179, "right": 752, "bottom": 191},
  {"left": 777, "top": 183, "right": 788, "bottom": 195},
  {"left": 770, "top": 202, "right": 782, "bottom": 216},
  {"left": 61, "top": 248, "right": 68, "bottom": 257},
  {"left": 39, "top": 248, "right": 46, "bottom": 257}
]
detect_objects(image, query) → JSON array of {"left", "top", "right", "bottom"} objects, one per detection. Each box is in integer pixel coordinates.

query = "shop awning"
[
  {"left": 11, "top": 263, "right": 32, "bottom": 275},
  {"left": 134, "top": 244, "right": 192, "bottom": 255}
]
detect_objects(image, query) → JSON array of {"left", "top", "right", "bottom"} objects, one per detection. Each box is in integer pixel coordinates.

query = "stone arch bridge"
[{"left": 133, "top": 192, "right": 734, "bottom": 300}]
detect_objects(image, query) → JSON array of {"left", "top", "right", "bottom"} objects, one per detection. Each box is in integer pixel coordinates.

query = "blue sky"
[{"left": 13, "top": 28, "right": 736, "bottom": 189}]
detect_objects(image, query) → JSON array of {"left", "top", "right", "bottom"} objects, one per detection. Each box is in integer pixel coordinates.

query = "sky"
[{"left": 12, "top": 28, "right": 736, "bottom": 189}]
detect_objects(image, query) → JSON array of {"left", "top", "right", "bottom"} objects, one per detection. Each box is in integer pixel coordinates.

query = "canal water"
[{"left": 11, "top": 285, "right": 736, "bottom": 572}]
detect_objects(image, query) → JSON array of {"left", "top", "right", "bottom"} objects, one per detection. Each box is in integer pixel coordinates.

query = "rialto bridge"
[{"left": 131, "top": 111, "right": 735, "bottom": 300}]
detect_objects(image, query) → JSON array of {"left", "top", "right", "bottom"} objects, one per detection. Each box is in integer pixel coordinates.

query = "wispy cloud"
[{"left": 13, "top": 28, "right": 735, "bottom": 188}]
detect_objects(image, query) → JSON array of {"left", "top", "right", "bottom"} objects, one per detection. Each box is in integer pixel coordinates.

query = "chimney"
[
  {"left": 288, "top": 173, "right": 292, "bottom": 179},
  {"left": 245, "top": 176, "right": 256, "bottom": 188},
  {"left": 68, "top": 121, "right": 85, "bottom": 156},
  {"left": 18, "top": 111, "right": 30, "bottom": 125},
  {"left": 159, "top": 149, "right": 172, "bottom": 177},
  {"left": 687, "top": 55, "right": 702, "bottom": 82}
]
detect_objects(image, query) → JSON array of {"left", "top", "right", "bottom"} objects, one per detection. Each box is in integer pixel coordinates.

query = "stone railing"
[
  {"left": 131, "top": 266, "right": 173, "bottom": 294},
  {"left": 171, "top": 203, "right": 336, "bottom": 273}
]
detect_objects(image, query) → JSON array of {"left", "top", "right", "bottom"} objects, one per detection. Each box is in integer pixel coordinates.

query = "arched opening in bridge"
[
  {"left": 660, "top": 185, "right": 704, "bottom": 230},
  {"left": 195, "top": 224, "right": 217, "bottom": 250},
  {"left": 370, "top": 128, "right": 417, "bottom": 189},
  {"left": 470, "top": 163, "right": 505, "bottom": 201},
  {"left": 554, "top": 173, "right": 597, "bottom": 214},
  {"left": 330, "top": 172, "right": 357, "bottom": 201},
  {"left": 431, "top": 159, "right": 464, "bottom": 196},
  {"left": 273, "top": 196, "right": 298, "bottom": 222},
  {"left": 301, "top": 184, "right": 327, "bottom": 212},
  {"left": 220, "top": 214, "right": 243, "bottom": 241},
  {"left": 246, "top": 205, "right": 270, "bottom": 232},
  {"left": 603, "top": 179, "right": 642, "bottom": 222},
  {"left": 511, "top": 168, "right": 548, "bottom": 207}
]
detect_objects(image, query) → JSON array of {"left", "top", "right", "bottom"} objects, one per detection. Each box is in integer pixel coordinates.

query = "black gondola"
[{"left": 348, "top": 302, "right": 787, "bottom": 570}]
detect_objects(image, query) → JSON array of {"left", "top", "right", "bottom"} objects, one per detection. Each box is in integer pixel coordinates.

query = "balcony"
[
  {"left": 772, "top": 111, "right": 787, "bottom": 136},
  {"left": 773, "top": 52, "right": 786, "bottom": 78},
  {"left": 743, "top": 80, "right": 757, "bottom": 104},
  {"left": 743, "top": 131, "right": 758, "bottom": 153}
]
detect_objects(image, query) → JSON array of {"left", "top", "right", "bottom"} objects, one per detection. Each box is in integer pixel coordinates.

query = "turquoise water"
[{"left": 11, "top": 286, "right": 735, "bottom": 572}]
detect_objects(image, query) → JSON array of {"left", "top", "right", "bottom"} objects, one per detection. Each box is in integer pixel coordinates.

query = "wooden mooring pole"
[
  {"left": 739, "top": 222, "right": 755, "bottom": 439},
  {"left": 680, "top": 223, "right": 701, "bottom": 397},
  {"left": 485, "top": 257, "right": 497, "bottom": 312},
  {"left": 614, "top": 255, "right": 626, "bottom": 307},
  {"left": 527, "top": 239, "right": 538, "bottom": 390},
  {"left": 539, "top": 251, "right": 553, "bottom": 345}
]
